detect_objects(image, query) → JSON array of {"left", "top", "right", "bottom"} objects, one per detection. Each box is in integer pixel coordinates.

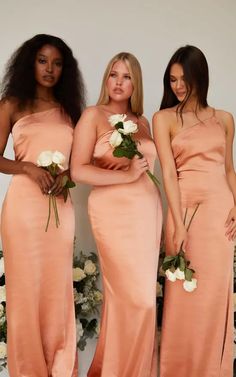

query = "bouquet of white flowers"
[
  {"left": 37, "top": 151, "right": 75, "bottom": 231},
  {"left": 108, "top": 114, "right": 160, "bottom": 186},
  {"left": 0, "top": 251, "right": 7, "bottom": 371},
  {"left": 161, "top": 204, "right": 199, "bottom": 292},
  {"left": 73, "top": 251, "right": 102, "bottom": 351}
]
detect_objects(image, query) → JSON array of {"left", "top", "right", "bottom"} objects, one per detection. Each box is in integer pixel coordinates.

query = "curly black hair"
[{"left": 1, "top": 34, "right": 86, "bottom": 125}]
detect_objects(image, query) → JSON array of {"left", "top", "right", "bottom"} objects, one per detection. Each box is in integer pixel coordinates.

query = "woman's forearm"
[{"left": 71, "top": 163, "right": 133, "bottom": 186}]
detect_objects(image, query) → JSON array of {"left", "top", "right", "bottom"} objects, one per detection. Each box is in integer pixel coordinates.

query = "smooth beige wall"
[{"left": 0, "top": 0, "right": 235, "bottom": 375}]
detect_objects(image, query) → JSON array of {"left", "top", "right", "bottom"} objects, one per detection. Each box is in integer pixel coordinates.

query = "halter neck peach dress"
[
  {"left": 87, "top": 121, "right": 162, "bottom": 377},
  {"left": 160, "top": 112, "right": 234, "bottom": 377},
  {"left": 1, "top": 108, "right": 78, "bottom": 377}
]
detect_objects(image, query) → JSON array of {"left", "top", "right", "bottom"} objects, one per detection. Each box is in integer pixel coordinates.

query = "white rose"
[
  {"left": 118, "top": 120, "right": 138, "bottom": 135},
  {"left": 84, "top": 260, "right": 97, "bottom": 275},
  {"left": 109, "top": 130, "right": 123, "bottom": 148},
  {"left": 0, "top": 286, "right": 6, "bottom": 303},
  {"left": 76, "top": 320, "right": 84, "bottom": 340},
  {"left": 108, "top": 114, "right": 127, "bottom": 126},
  {"left": 0, "top": 304, "right": 4, "bottom": 317},
  {"left": 37, "top": 151, "right": 53, "bottom": 167},
  {"left": 95, "top": 322, "right": 100, "bottom": 335},
  {"left": 73, "top": 267, "right": 86, "bottom": 282},
  {"left": 183, "top": 278, "right": 197, "bottom": 292},
  {"left": 52, "top": 151, "right": 66, "bottom": 170},
  {"left": 0, "top": 316, "right": 5, "bottom": 326},
  {"left": 81, "top": 303, "right": 90, "bottom": 312},
  {"left": 0, "top": 342, "right": 7, "bottom": 359},
  {"left": 165, "top": 269, "right": 177, "bottom": 282},
  {"left": 175, "top": 268, "right": 185, "bottom": 280},
  {"left": 94, "top": 290, "right": 103, "bottom": 302},
  {"left": 0, "top": 258, "right": 4, "bottom": 278}
]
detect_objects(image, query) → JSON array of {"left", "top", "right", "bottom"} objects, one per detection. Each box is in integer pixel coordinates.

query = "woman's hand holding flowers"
[
  {"left": 23, "top": 162, "right": 54, "bottom": 194},
  {"left": 127, "top": 155, "right": 149, "bottom": 182},
  {"left": 173, "top": 223, "right": 188, "bottom": 252}
]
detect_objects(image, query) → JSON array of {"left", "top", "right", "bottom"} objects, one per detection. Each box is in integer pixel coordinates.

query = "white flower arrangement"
[
  {"left": 161, "top": 205, "right": 199, "bottom": 293},
  {"left": 108, "top": 114, "right": 160, "bottom": 186},
  {"left": 73, "top": 250, "right": 102, "bottom": 351},
  {"left": 37, "top": 150, "right": 75, "bottom": 231}
]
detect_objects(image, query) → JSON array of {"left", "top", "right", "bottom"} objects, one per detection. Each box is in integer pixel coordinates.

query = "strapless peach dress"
[
  {"left": 87, "top": 125, "right": 162, "bottom": 377},
  {"left": 1, "top": 108, "right": 77, "bottom": 377},
  {"left": 160, "top": 115, "right": 234, "bottom": 377}
]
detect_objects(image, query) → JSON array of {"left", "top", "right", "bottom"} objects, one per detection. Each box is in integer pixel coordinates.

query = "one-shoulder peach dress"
[
  {"left": 1, "top": 108, "right": 77, "bottom": 377},
  {"left": 160, "top": 114, "right": 234, "bottom": 377},
  {"left": 87, "top": 123, "right": 163, "bottom": 377}
]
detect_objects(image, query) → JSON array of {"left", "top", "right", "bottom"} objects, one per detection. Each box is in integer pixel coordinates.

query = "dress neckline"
[
  {"left": 12, "top": 107, "right": 60, "bottom": 131},
  {"left": 171, "top": 113, "right": 216, "bottom": 144}
]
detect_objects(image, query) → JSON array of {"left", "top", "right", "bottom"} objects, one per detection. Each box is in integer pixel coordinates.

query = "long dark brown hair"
[
  {"left": 160, "top": 45, "right": 209, "bottom": 117},
  {"left": 1, "top": 34, "right": 86, "bottom": 125}
]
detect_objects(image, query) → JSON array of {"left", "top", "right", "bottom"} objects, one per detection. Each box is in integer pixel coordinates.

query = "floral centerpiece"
[
  {"left": 0, "top": 251, "right": 7, "bottom": 371},
  {"left": 73, "top": 250, "right": 102, "bottom": 351}
]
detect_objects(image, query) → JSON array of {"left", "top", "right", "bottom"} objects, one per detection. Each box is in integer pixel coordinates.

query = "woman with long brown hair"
[{"left": 153, "top": 45, "right": 235, "bottom": 377}]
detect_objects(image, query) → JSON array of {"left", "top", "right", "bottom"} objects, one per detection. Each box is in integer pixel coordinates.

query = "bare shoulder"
[
  {"left": 0, "top": 98, "right": 18, "bottom": 128},
  {"left": 215, "top": 109, "right": 235, "bottom": 132},
  {"left": 152, "top": 108, "right": 176, "bottom": 129}
]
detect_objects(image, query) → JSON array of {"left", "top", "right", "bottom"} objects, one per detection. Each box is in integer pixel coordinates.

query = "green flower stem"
[
  {"left": 45, "top": 194, "right": 52, "bottom": 232},
  {"left": 186, "top": 203, "right": 200, "bottom": 232},
  {"left": 146, "top": 170, "right": 160, "bottom": 186},
  {"left": 52, "top": 196, "right": 60, "bottom": 227},
  {"left": 135, "top": 151, "right": 160, "bottom": 187}
]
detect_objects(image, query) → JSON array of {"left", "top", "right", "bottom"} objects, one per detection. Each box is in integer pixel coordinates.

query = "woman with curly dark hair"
[{"left": 0, "top": 34, "right": 85, "bottom": 376}]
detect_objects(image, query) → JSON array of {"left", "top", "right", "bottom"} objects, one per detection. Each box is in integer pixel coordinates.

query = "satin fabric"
[
  {"left": 1, "top": 108, "right": 78, "bottom": 377},
  {"left": 87, "top": 123, "right": 162, "bottom": 377},
  {"left": 160, "top": 114, "right": 234, "bottom": 377}
]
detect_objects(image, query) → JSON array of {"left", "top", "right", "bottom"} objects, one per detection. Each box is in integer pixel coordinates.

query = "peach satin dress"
[
  {"left": 87, "top": 123, "right": 162, "bottom": 377},
  {"left": 1, "top": 108, "right": 77, "bottom": 377},
  {"left": 160, "top": 114, "right": 234, "bottom": 377}
]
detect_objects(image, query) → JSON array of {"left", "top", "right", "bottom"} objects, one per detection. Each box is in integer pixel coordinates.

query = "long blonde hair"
[{"left": 97, "top": 52, "right": 143, "bottom": 115}]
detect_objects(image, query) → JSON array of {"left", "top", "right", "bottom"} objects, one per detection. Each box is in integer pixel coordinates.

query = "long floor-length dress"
[
  {"left": 1, "top": 108, "right": 77, "bottom": 377},
  {"left": 160, "top": 113, "right": 234, "bottom": 377},
  {"left": 87, "top": 122, "right": 162, "bottom": 377}
]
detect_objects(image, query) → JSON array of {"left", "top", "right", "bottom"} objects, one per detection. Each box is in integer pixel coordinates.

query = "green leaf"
[
  {"left": 115, "top": 122, "right": 124, "bottom": 130},
  {"left": 179, "top": 256, "right": 186, "bottom": 271},
  {"left": 62, "top": 175, "right": 69, "bottom": 187},
  {"left": 65, "top": 180, "right": 76, "bottom": 189},
  {"left": 185, "top": 268, "right": 193, "bottom": 281},
  {"left": 113, "top": 148, "right": 125, "bottom": 158}
]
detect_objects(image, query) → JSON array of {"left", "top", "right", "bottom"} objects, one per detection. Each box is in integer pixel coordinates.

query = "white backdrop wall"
[{"left": 0, "top": 1, "right": 235, "bottom": 375}]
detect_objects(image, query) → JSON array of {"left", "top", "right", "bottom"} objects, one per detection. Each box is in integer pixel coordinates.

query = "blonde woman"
[{"left": 71, "top": 52, "right": 162, "bottom": 377}]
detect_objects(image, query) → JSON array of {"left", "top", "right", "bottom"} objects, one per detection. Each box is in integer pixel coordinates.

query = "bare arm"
[
  {"left": 152, "top": 111, "right": 187, "bottom": 251},
  {"left": 71, "top": 107, "right": 148, "bottom": 186},
  {"left": 220, "top": 111, "right": 236, "bottom": 240},
  {"left": 0, "top": 100, "right": 54, "bottom": 193}
]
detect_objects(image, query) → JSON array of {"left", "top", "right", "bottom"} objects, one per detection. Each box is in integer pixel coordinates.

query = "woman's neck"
[
  {"left": 35, "top": 87, "right": 55, "bottom": 102},
  {"left": 105, "top": 100, "right": 131, "bottom": 115}
]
